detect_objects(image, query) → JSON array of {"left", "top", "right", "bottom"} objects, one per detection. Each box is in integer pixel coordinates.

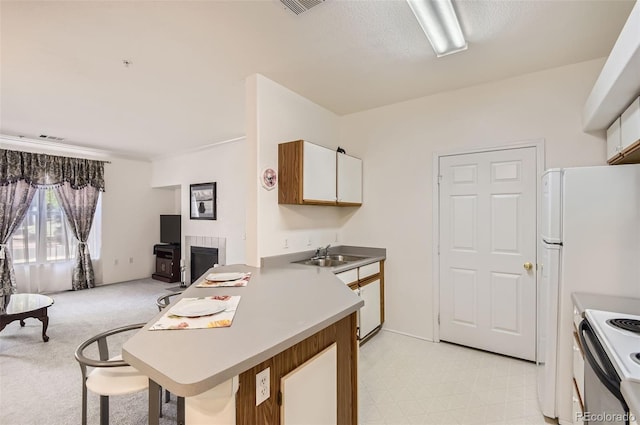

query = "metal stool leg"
[
  {"left": 99, "top": 395, "right": 109, "bottom": 425},
  {"left": 148, "top": 379, "right": 160, "bottom": 425},
  {"left": 177, "top": 396, "right": 185, "bottom": 425},
  {"left": 81, "top": 384, "right": 88, "bottom": 425}
]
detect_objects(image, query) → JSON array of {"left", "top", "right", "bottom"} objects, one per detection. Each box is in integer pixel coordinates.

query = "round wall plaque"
[{"left": 261, "top": 168, "right": 277, "bottom": 190}]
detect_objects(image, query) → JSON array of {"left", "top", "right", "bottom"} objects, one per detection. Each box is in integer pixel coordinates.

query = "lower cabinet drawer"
[
  {"left": 358, "top": 262, "right": 380, "bottom": 280},
  {"left": 335, "top": 268, "right": 358, "bottom": 285},
  {"left": 573, "top": 379, "right": 584, "bottom": 425},
  {"left": 573, "top": 332, "right": 585, "bottom": 402}
]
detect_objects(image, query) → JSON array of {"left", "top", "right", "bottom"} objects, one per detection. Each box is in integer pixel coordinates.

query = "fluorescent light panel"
[{"left": 407, "top": 0, "right": 467, "bottom": 57}]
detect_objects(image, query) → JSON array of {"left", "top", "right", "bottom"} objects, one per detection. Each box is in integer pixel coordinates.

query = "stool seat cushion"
[{"left": 85, "top": 355, "right": 149, "bottom": 396}]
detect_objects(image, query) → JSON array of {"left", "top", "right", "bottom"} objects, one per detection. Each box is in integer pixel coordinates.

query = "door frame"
[{"left": 431, "top": 140, "right": 545, "bottom": 343}]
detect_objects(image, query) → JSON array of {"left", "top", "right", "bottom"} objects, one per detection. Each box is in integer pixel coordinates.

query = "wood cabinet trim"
[
  {"left": 278, "top": 140, "right": 304, "bottom": 205},
  {"left": 236, "top": 313, "right": 358, "bottom": 425},
  {"left": 609, "top": 138, "right": 640, "bottom": 165},
  {"left": 301, "top": 199, "right": 338, "bottom": 206}
]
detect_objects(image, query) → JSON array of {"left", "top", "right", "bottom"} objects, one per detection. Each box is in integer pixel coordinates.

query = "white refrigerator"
[{"left": 537, "top": 164, "right": 640, "bottom": 421}]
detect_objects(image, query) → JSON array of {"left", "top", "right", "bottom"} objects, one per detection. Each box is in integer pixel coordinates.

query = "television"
[{"left": 160, "top": 215, "right": 181, "bottom": 245}]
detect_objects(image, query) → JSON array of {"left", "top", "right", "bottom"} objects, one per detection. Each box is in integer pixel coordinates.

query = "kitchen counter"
[
  {"left": 122, "top": 263, "right": 362, "bottom": 397},
  {"left": 572, "top": 292, "right": 640, "bottom": 416},
  {"left": 572, "top": 292, "right": 640, "bottom": 316}
]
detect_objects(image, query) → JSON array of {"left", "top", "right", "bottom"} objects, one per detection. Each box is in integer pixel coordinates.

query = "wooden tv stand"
[{"left": 152, "top": 245, "right": 181, "bottom": 283}]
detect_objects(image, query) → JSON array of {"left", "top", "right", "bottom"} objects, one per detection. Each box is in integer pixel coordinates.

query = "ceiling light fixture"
[{"left": 407, "top": 0, "right": 467, "bottom": 57}]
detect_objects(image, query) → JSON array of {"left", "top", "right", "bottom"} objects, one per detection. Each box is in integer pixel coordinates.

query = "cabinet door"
[
  {"left": 607, "top": 117, "right": 622, "bottom": 163},
  {"left": 359, "top": 279, "right": 381, "bottom": 339},
  {"left": 335, "top": 268, "right": 358, "bottom": 285},
  {"left": 337, "top": 152, "right": 362, "bottom": 205},
  {"left": 303, "top": 142, "right": 336, "bottom": 203},
  {"left": 621, "top": 97, "right": 640, "bottom": 152},
  {"left": 281, "top": 343, "right": 337, "bottom": 425}
]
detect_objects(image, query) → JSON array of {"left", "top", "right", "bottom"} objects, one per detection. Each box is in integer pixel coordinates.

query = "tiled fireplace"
[{"left": 184, "top": 236, "right": 226, "bottom": 284}]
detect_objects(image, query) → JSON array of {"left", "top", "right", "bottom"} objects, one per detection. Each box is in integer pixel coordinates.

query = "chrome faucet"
[{"left": 313, "top": 244, "right": 331, "bottom": 259}]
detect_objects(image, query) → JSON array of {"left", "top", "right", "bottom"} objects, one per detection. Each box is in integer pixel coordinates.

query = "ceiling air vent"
[
  {"left": 279, "top": 0, "right": 325, "bottom": 15},
  {"left": 39, "top": 134, "right": 65, "bottom": 142}
]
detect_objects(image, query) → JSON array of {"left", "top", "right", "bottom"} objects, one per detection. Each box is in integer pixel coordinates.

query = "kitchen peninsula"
[{"left": 123, "top": 262, "right": 363, "bottom": 424}]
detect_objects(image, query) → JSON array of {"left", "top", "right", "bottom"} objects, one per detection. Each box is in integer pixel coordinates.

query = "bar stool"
[
  {"left": 74, "top": 323, "right": 160, "bottom": 425},
  {"left": 156, "top": 291, "right": 183, "bottom": 312}
]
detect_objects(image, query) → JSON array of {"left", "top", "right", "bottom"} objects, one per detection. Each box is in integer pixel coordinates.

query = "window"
[{"left": 9, "top": 188, "right": 101, "bottom": 265}]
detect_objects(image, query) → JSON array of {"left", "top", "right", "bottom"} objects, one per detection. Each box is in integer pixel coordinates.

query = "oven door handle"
[{"left": 578, "top": 319, "right": 627, "bottom": 407}]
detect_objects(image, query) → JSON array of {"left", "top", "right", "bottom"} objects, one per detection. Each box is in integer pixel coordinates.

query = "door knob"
[{"left": 523, "top": 262, "right": 533, "bottom": 271}]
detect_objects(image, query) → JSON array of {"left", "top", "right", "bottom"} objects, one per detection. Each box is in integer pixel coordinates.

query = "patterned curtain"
[
  {"left": 0, "top": 149, "right": 104, "bottom": 190},
  {"left": 0, "top": 149, "right": 105, "bottom": 296},
  {"left": 53, "top": 183, "right": 100, "bottom": 290},
  {"left": 0, "top": 181, "right": 37, "bottom": 313}
]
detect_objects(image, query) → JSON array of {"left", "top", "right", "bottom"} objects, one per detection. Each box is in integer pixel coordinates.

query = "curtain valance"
[{"left": 0, "top": 149, "right": 105, "bottom": 191}]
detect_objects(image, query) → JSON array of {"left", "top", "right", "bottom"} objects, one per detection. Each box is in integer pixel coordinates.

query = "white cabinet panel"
[
  {"left": 335, "top": 268, "right": 358, "bottom": 285},
  {"left": 572, "top": 381, "right": 584, "bottom": 425},
  {"left": 358, "top": 262, "right": 379, "bottom": 280},
  {"left": 337, "top": 152, "right": 362, "bottom": 204},
  {"left": 607, "top": 117, "right": 622, "bottom": 162},
  {"left": 621, "top": 97, "right": 640, "bottom": 152},
  {"left": 302, "top": 142, "right": 336, "bottom": 203},
  {"left": 281, "top": 343, "right": 337, "bottom": 425},
  {"left": 359, "top": 279, "right": 381, "bottom": 339},
  {"left": 573, "top": 334, "right": 585, "bottom": 403}
]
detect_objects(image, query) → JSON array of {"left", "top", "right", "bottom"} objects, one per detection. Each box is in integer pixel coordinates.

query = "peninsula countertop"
[{"left": 122, "top": 263, "right": 363, "bottom": 397}]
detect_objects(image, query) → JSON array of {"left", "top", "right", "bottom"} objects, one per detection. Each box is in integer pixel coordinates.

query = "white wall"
[
  {"left": 246, "top": 74, "right": 355, "bottom": 265},
  {"left": 338, "top": 58, "right": 608, "bottom": 341},
  {"left": 101, "top": 158, "right": 176, "bottom": 284},
  {"left": 151, "top": 139, "right": 247, "bottom": 265}
]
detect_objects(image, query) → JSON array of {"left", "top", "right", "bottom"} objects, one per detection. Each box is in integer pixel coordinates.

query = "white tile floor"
[{"left": 358, "top": 331, "right": 558, "bottom": 425}]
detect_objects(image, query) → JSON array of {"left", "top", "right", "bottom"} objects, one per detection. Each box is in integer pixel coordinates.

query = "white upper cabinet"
[
  {"left": 337, "top": 152, "right": 362, "bottom": 205},
  {"left": 302, "top": 141, "right": 336, "bottom": 203},
  {"left": 278, "top": 140, "right": 363, "bottom": 206},
  {"left": 582, "top": 2, "right": 640, "bottom": 132},
  {"left": 607, "top": 117, "right": 622, "bottom": 163},
  {"left": 621, "top": 97, "right": 640, "bottom": 151}
]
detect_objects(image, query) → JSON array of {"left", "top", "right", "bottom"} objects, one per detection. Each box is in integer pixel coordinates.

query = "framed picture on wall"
[{"left": 190, "top": 182, "right": 216, "bottom": 220}]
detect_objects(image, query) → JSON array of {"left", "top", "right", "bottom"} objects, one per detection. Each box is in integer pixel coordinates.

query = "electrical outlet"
[
  {"left": 114, "top": 259, "right": 118, "bottom": 266},
  {"left": 283, "top": 238, "right": 289, "bottom": 249},
  {"left": 129, "top": 257, "right": 133, "bottom": 264},
  {"left": 256, "top": 367, "right": 270, "bottom": 406}
]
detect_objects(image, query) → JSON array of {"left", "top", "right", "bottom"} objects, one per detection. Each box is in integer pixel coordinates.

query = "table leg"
[
  {"left": 148, "top": 379, "right": 160, "bottom": 425},
  {"left": 36, "top": 308, "right": 49, "bottom": 342}
]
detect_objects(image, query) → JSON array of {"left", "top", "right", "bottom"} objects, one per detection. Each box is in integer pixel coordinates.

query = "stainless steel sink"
[
  {"left": 299, "top": 258, "right": 348, "bottom": 267},
  {"left": 325, "top": 254, "right": 365, "bottom": 262},
  {"left": 294, "top": 254, "right": 367, "bottom": 267}
]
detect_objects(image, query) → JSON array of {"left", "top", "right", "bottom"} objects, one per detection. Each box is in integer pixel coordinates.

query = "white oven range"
[{"left": 580, "top": 309, "right": 640, "bottom": 425}]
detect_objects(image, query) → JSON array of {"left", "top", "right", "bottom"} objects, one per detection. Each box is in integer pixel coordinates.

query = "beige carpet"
[{"left": 0, "top": 278, "right": 181, "bottom": 425}]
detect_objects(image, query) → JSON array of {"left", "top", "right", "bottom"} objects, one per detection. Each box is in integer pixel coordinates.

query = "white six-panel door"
[{"left": 439, "top": 147, "right": 537, "bottom": 361}]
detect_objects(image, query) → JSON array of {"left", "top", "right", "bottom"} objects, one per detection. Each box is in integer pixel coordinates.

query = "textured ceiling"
[{"left": 0, "top": 0, "right": 635, "bottom": 159}]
